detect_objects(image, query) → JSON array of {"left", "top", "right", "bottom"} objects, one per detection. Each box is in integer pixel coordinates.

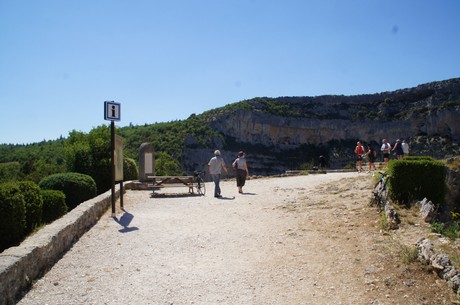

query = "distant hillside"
[
  {"left": 182, "top": 77, "right": 460, "bottom": 174},
  {"left": 1, "top": 78, "right": 459, "bottom": 178}
]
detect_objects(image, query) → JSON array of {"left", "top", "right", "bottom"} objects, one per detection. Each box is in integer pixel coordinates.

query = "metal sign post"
[
  {"left": 110, "top": 121, "right": 116, "bottom": 217},
  {"left": 115, "top": 135, "right": 124, "bottom": 210},
  {"left": 104, "top": 101, "right": 121, "bottom": 218}
]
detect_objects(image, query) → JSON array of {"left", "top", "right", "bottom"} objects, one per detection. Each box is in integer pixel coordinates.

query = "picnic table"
[{"left": 147, "top": 175, "right": 195, "bottom": 194}]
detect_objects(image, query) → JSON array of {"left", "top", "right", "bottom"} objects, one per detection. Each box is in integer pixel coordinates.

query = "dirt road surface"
[{"left": 18, "top": 172, "right": 458, "bottom": 304}]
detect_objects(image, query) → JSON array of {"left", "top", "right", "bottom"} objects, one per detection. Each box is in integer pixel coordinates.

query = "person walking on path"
[
  {"left": 354, "top": 141, "right": 365, "bottom": 172},
  {"left": 232, "top": 151, "right": 249, "bottom": 193},
  {"left": 402, "top": 139, "right": 410, "bottom": 157},
  {"left": 380, "top": 139, "right": 392, "bottom": 166},
  {"left": 208, "top": 150, "right": 229, "bottom": 198},
  {"left": 392, "top": 139, "right": 404, "bottom": 160}
]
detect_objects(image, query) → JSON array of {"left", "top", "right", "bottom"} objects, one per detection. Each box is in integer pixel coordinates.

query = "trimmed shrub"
[
  {"left": 0, "top": 183, "right": 26, "bottom": 251},
  {"left": 388, "top": 159, "right": 447, "bottom": 206},
  {"left": 18, "top": 181, "right": 43, "bottom": 232},
  {"left": 41, "top": 189, "right": 67, "bottom": 223},
  {"left": 404, "top": 156, "right": 435, "bottom": 161},
  {"left": 39, "top": 172, "right": 97, "bottom": 210},
  {"left": 123, "top": 157, "right": 139, "bottom": 181}
]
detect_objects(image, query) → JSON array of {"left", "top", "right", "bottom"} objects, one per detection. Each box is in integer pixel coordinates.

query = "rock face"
[
  {"left": 183, "top": 78, "right": 460, "bottom": 174},
  {"left": 446, "top": 166, "right": 460, "bottom": 214}
]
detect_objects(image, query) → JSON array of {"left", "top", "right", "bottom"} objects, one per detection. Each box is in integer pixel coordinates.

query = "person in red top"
[{"left": 354, "top": 141, "right": 365, "bottom": 172}]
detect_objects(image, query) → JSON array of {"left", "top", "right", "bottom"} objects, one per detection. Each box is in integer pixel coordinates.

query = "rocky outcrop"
[
  {"left": 209, "top": 79, "right": 460, "bottom": 148},
  {"left": 184, "top": 78, "right": 460, "bottom": 173}
]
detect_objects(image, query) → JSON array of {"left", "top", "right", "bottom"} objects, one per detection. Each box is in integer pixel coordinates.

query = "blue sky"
[{"left": 1, "top": 0, "right": 459, "bottom": 144}]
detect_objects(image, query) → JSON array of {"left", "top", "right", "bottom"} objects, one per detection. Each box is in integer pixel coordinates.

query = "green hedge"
[
  {"left": 388, "top": 159, "right": 446, "bottom": 206},
  {"left": 39, "top": 172, "right": 97, "bottom": 210},
  {"left": 41, "top": 189, "right": 67, "bottom": 223},
  {"left": 18, "top": 181, "right": 43, "bottom": 233},
  {"left": 404, "top": 156, "right": 435, "bottom": 161},
  {"left": 0, "top": 183, "right": 26, "bottom": 251},
  {"left": 123, "top": 157, "right": 138, "bottom": 181}
]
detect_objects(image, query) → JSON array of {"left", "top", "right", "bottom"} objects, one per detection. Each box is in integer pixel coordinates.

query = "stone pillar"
[{"left": 138, "top": 143, "right": 155, "bottom": 182}]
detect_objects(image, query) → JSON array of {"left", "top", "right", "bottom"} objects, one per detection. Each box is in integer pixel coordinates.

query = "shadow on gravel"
[
  {"left": 150, "top": 193, "right": 204, "bottom": 198},
  {"left": 216, "top": 196, "right": 236, "bottom": 200},
  {"left": 114, "top": 210, "right": 139, "bottom": 233}
]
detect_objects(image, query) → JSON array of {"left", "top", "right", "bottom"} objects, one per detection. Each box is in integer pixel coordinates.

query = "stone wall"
[{"left": 0, "top": 184, "right": 127, "bottom": 305}]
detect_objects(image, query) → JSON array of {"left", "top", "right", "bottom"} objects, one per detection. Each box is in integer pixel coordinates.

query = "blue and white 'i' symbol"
[{"left": 104, "top": 101, "right": 121, "bottom": 121}]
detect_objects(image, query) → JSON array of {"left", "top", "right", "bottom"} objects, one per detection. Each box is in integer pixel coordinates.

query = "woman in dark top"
[
  {"left": 365, "top": 144, "right": 377, "bottom": 171},
  {"left": 392, "top": 139, "right": 404, "bottom": 160},
  {"left": 232, "top": 151, "right": 249, "bottom": 193}
]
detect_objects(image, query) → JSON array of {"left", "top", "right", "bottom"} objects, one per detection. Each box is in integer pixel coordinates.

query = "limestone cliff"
[{"left": 183, "top": 78, "right": 460, "bottom": 175}]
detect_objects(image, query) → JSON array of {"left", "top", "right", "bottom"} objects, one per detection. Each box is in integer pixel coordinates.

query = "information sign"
[{"left": 104, "top": 101, "right": 121, "bottom": 121}]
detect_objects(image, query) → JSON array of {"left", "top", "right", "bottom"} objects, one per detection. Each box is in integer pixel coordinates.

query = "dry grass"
[{"left": 383, "top": 237, "right": 419, "bottom": 265}]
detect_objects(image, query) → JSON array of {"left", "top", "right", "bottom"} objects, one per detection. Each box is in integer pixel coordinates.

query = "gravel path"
[{"left": 17, "top": 172, "right": 457, "bottom": 304}]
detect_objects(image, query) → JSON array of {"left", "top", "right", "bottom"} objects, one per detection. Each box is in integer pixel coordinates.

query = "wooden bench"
[{"left": 147, "top": 175, "right": 195, "bottom": 194}]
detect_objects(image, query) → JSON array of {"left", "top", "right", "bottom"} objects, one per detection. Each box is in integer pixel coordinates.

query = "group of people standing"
[
  {"left": 355, "top": 139, "right": 410, "bottom": 172},
  {"left": 207, "top": 138, "right": 412, "bottom": 194},
  {"left": 207, "top": 150, "right": 249, "bottom": 198}
]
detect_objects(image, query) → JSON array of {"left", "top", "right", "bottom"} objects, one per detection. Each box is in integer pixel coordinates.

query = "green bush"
[
  {"left": 41, "top": 189, "right": 67, "bottom": 223},
  {"left": 18, "top": 181, "right": 43, "bottom": 232},
  {"left": 431, "top": 220, "right": 460, "bottom": 240},
  {"left": 64, "top": 127, "right": 112, "bottom": 194},
  {"left": 404, "top": 156, "right": 435, "bottom": 161},
  {"left": 388, "top": 159, "right": 447, "bottom": 206},
  {"left": 123, "top": 157, "right": 138, "bottom": 181},
  {"left": 39, "top": 172, "right": 97, "bottom": 210},
  {"left": 0, "top": 183, "right": 26, "bottom": 251}
]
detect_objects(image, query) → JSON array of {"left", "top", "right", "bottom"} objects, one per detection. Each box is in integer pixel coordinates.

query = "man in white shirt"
[
  {"left": 402, "top": 140, "right": 410, "bottom": 157},
  {"left": 208, "top": 150, "right": 229, "bottom": 198},
  {"left": 380, "top": 139, "right": 392, "bottom": 166}
]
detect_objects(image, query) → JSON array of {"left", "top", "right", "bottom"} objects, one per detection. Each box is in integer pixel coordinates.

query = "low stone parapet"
[{"left": 0, "top": 183, "right": 128, "bottom": 305}]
